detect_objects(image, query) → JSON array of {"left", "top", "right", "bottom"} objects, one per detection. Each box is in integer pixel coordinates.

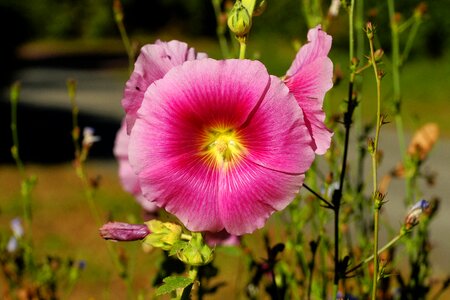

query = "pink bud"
[{"left": 99, "top": 222, "right": 150, "bottom": 241}]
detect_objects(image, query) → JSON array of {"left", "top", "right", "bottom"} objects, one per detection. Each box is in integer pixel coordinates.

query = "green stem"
[
  {"left": 10, "top": 82, "right": 33, "bottom": 236},
  {"left": 68, "top": 81, "right": 135, "bottom": 299},
  {"left": 387, "top": 0, "right": 406, "bottom": 159},
  {"left": 239, "top": 38, "right": 247, "bottom": 59},
  {"left": 346, "top": 232, "right": 404, "bottom": 275},
  {"left": 212, "top": 0, "right": 231, "bottom": 58},
  {"left": 368, "top": 28, "right": 383, "bottom": 300},
  {"left": 180, "top": 266, "right": 199, "bottom": 300},
  {"left": 401, "top": 17, "right": 421, "bottom": 65},
  {"left": 113, "top": 0, "right": 135, "bottom": 73}
]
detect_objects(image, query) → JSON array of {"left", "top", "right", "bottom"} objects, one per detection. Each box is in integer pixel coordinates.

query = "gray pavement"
[{"left": 11, "top": 67, "right": 450, "bottom": 275}]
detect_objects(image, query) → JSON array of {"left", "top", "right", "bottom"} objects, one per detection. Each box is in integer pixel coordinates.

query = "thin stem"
[
  {"left": 67, "top": 80, "right": 135, "bottom": 299},
  {"left": 180, "top": 266, "right": 199, "bottom": 300},
  {"left": 368, "top": 25, "right": 383, "bottom": 300},
  {"left": 303, "top": 183, "right": 334, "bottom": 209},
  {"left": 306, "top": 239, "right": 320, "bottom": 300},
  {"left": 346, "top": 232, "right": 403, "bottom": 275},
  {"left": 239, "top": 38, "right": 247, "bottom": 59},
  {"left": 401, "top": 17, "right": 421, "bottom": 65},
  {"left": 212, "top": 0, "right": 231, "bottom": 58},
  {"left": 113, "top": 0, "right": 135, "bottom": 73},
  {"left": 387, "top": 0, "right": 406, "bottom": 159},
  {"left": 10, "top": 82, "right": 33, "bottom": 236},
  {"left": 332, "top": 0, "right": 356, "bottom": 295}
]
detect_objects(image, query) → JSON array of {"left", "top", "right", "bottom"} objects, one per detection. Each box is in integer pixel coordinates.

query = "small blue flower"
[
  {"left": 405, "top": 199, "right": 430, "bottom": 227},
  {"left": 78, "top": 260, "right": 87, "bottom": 270},
  {"left": 10, "top": 217, "right": 24, "bottom": 238}
]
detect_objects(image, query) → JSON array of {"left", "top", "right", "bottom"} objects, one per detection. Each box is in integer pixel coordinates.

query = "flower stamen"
[{"left": 201, "top": 128, "right": 244, "bottom": 168}]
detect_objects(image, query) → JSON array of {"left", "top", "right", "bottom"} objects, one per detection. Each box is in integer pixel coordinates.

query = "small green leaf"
[{"left": 155, "top": 276, "right": 194, "bottom": 296}]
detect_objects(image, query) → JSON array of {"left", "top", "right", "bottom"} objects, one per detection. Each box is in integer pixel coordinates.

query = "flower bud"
[
  {"left": 144, "top": 220, "right": 182, "bottom": 251},
  {"left": 99, "top": 222, "right": 150, "bottom": 241},
  {"left": 405, "top": 199, "right": 430, "bottom": 229},
  {"left": 366, "top": 22, "right": 375, "bottom": 40},
  {"left": 227, "top": 1, "right": 252, "bottom": 38},
  {"left": 374, "top": 49, "right": 384, "bottom": 62},
  {"left": 113, "top": 0, "right": 124, "bottom": 23},
  {"left": 414, "top": 2, "right": 427, "bottom": 18},
  {"left": 177, "top": 233, "right": 214, "bottom": 266}
]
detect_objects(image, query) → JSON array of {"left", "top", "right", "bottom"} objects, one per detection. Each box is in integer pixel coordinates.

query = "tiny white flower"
[
  {"left": 7, "top": 236, "right": 18, "bottom": 253},
  {"left": 82, "top": 127, "right": 101, "bottom": 147}
]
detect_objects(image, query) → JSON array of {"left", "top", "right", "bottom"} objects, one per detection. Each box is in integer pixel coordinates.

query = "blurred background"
[
  {"left": 0, "top": 0, "right": 449, "bottom": 162},
  {"left": 0, "top": 0, "right": 449, "bottom": 298}
]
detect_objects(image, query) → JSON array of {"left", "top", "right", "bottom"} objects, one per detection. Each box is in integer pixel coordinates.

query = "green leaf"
[{"left": 155, "top": 276, "right": 194, "bottom": 296}]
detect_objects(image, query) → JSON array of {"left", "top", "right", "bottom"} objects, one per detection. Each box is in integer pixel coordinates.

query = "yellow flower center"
[{"left": 201, "top": 127, "right": 245, "bottom": 168}]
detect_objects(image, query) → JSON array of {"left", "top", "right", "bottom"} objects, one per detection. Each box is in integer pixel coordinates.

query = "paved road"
[{"left": 9, "top": 67, "right": 450, "bottom": 275}]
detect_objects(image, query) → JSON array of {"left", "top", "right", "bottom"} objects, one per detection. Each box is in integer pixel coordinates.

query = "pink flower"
[
  {"left": 205, "top": 231, "right": 240, "bottom": 247},
  {"left": 114, "top": 120, "right": 158, "bottom": 213},
  {"left": 122, "top": 40, "right": 207, "bottom": 133},
  {"left": 284, "top": 25, "right": 334, "bottom": 155},
  {"left": 128, "top": 58, "right": 315, "bottom": 235}
]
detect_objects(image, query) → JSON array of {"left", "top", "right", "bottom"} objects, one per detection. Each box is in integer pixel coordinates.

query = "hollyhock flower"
[
  {"left": 128, "top": 58, "right": 315, "bottom": 235},
  {"left": 284, "top": 25, "right": 334, "bottom": 155},
  {"left": 122, "top": 40, "right": 207, "bottom": 133},
  {"left": 114, "top": 120, "right": 158, "bottom": 213}
]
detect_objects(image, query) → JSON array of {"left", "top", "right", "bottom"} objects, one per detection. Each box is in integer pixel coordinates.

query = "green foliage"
[{"left": 155, "top": 275, "right": 194, "bottom": 296}]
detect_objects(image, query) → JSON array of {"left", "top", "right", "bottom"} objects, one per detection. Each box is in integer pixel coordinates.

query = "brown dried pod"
[{"left": 407, "top": 123, "right": 439, "bottom": 161}]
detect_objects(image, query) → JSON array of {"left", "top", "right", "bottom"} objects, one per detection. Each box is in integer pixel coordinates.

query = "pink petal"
[
  {"left": 219, "top": 159, "right": 306, "bottom": 235},
  {"left": 240, "top": 76, "right": 315, "bottom": 174},
  {"left": 285, "top": 25, "right": 332, "bottom": 77},
  {"left": 114, "top": 120, "right": 158, "bottom": 212},
  {"left": 204, "top": 231, "right": 240, "bottom": 246},
  {"left": 285, "top": 57, "right": 333, "bottom": 154},
  {"left": 284, "top": 26, "right": 334, "bottom": 154},
  {"left": 122, "top": 40, "right": 206, "bottom": 134}
]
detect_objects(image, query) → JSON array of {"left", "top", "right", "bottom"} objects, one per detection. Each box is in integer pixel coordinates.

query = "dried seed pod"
[{"left": 407, "top": 123, "right": 439, "bottom": 161}]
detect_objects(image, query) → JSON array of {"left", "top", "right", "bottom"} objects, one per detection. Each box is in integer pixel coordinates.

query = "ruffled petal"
[
  {"left": 286, "top": 25, "right": 332, "bottom": 77},
  {"left": 218, "top": 158, "right": 305, "bottom": 235},
  {"left": 114, "top": 120, "right": 158, "bottom": 212},
  {"left": 122, "top": 40, "right": 206, "bottom": 133},
  {"left": 285, "top": 57, "right": 333, "bottom": 154},
  {"left": 240, "top": 76, "right": 315, "bottom": 174}
]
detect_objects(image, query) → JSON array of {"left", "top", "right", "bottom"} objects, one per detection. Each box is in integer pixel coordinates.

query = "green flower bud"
[
  {"left": 177, "top": 233, "right": 214, "bottom": 266},
  {"left": 227, "top": 1, "right": 252, "bottom": 38},
  {"left": 143, "top": 220, "right": 182, "bottom": 251}
]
